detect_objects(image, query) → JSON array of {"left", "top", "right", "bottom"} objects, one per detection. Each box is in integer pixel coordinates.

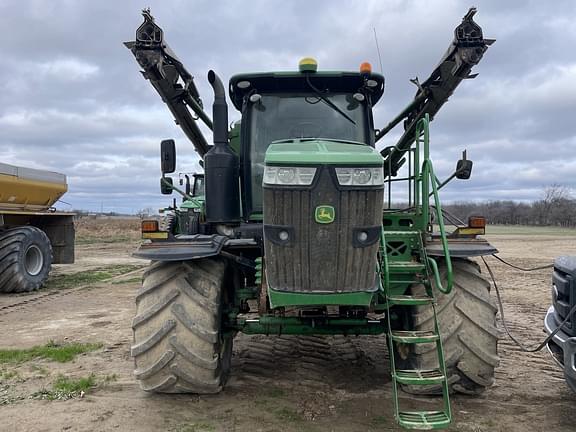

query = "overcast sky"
[{"left": 1, "top": 0, "right": 575, "bottom": 213}]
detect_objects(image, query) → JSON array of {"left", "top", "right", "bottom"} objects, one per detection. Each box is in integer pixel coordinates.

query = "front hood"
[{"left": 264, "top": 139, "right": 384, "bottom": 166}]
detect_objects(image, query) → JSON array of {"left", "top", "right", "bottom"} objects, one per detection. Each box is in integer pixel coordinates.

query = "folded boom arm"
[
  {"left": 124, "top": 9, "right": 212, "bottom": 158},
  {"left": 378, "top": 7, "right": 494, "bottom": 177}
]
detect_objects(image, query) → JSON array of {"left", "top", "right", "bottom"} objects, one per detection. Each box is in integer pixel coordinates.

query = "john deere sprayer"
[{"left": 126, "top": 8, "right": 497, "bottom": 429}]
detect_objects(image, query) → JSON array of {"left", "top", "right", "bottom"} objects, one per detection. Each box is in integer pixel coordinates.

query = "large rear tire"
[
  {"left": 0, "top": 226, "right": 53, "bottom": 293},
  {"left": 400, "top": 258, "right": 500, "bottom": 395},
  {"left": 131, "top": 258, "right": 232, "bottom": 393}
]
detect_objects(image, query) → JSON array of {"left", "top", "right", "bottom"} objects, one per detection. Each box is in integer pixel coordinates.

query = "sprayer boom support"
[
  {"left": 124, "top": 9, "right": 212, "bottom": 157},
  {"left": 378, "top": 7, "right": 494, "bottom": 177}
]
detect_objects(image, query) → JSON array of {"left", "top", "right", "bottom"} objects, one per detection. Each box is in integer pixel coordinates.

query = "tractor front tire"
[
  {"left": 403, "top": 258, "right": 500, "bottom": 395},
  {"left": 131, "top": 259, "right": 232, "bottom": 393},
  {"left": 0, "top": 226, "right": 53, "bottom": 293}
]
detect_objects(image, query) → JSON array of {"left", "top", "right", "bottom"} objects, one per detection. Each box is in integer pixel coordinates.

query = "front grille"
[
  {"left": 263, "top": 166, "right": 383, "bottom": 293},
  {"left": 552, "top": 257, "right": 576, "bottom": 336}
]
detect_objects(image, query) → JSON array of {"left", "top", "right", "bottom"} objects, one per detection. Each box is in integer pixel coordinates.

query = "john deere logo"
[{"left": 315, "top": 205, "right": 335, "bottom": 224}]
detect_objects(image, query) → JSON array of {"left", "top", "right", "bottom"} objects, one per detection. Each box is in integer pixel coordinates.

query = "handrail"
[
  {"left": 379, "top": 227, "right": 390, "bottom": 292},
  {"left": 415, "top": 115, "right": 453, "bottom": 294}
]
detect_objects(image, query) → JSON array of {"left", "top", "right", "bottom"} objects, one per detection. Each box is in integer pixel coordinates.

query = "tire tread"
[{"left": 131, "top": 258, "right": 231, "bottom": 394}]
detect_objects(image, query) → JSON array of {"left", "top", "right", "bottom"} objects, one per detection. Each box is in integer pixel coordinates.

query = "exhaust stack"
[{"left": 204, "top": 70, "right": 241, "bottom": 224}]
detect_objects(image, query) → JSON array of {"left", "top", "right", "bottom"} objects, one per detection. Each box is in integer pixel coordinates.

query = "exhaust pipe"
[
  {"left": 204, "top": 70, "right": 241, "bottom": 224},
  {"left": 207, "top": 70, "right": 228, "bottom": 146}
]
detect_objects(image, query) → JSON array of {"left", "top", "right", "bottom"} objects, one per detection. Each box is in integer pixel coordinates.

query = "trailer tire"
[
  {"left": 0, "top": 226, "right": 53, "bottom": 293},
  {"left": 131, "top": 258, "right": 232, "bottom": 393},
  {"left": 400, "top": 258, "right": 499, "bottom": 395}
]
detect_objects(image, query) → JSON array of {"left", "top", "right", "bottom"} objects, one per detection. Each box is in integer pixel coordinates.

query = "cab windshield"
[{"left": 248, "top": 93, "right": 368, "bottom": 212}]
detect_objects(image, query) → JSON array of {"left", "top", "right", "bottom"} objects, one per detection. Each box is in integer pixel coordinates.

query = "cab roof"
[{"left": 228, "top": 71, "right": 385, "bottom": 111}]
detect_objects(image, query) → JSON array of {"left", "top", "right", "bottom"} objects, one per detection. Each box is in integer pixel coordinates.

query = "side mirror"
[
  {"left": 455, "top": 150, "right": 473, "bottom": 180},
  {"left": 184, "top": 174, "right": 191, "bottom": 195},
  {"left": 160, "top": 139, "right": 176, "bottom": 174},
  {"left": 160, "top": 177, "right": 173, "bottom": 195}
]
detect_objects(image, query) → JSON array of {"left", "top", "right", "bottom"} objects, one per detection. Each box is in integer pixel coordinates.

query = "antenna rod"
[{"left": 373, "top": 27, "right": 384, "bottom": 74}]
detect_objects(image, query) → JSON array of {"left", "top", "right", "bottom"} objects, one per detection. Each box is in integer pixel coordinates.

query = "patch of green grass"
[
  {"left": 45, "top": 265, "right": 144, "bottom": 290},
  {"left": 54, "top": 374, "right": 95, "bottom": 393},
  {"left": 274, "top": 407, "right": 301, "bottom": 422},
  {"left": 31, "top": 374, "right": 96, "bottom": 401},
  {"left": 486, "top": 224, "right": 576, "bottom": 236},
  {"left": 172, "top": 423, "right": 216, "bottom": 432},
  {"left": 0, "top": 341, "right": 102, "bottom": 364}
]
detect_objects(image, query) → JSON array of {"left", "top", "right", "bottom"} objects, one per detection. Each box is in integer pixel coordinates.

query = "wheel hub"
[{"left": 24, "top": 245, "right": 44, "bottom": 276}]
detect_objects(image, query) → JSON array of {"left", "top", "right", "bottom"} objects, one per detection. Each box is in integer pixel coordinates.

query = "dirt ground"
[{"left": 1, "top": 227, "right": 576, "bottom": 432}]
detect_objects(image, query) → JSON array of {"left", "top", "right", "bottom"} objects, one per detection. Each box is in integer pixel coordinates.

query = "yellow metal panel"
[
  {"left": 142, "top": 232, "right": 169, "bottom": 239},
  {"left": 0, "top": 174, "right": 67, "bottom": 211},
  {"left": 457, "top": 228, "right": 485, "bottom": 235}
]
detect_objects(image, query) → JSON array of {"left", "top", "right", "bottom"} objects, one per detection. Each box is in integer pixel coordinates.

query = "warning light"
[
  {"left": 141, "top": 220, "right": 159, "bottom": 232},
  {"left": 360, "top": 62, "right": 372, "bottom": 74},
  {"left": 468, "top": 216, "right": 486, "bottom": 229}
]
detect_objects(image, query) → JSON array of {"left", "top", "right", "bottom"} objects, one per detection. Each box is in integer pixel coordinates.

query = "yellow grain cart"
[{"left": 0, "top": 163, "right": 75, "bottom": 293}]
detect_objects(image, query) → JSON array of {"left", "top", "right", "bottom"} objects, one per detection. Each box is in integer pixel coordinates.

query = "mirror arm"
[
  {"left": 430, "top": 172, "right": 458, "bottom": 197},
  {"left": 161, "top": 177, "right": 203, "bottom": 208}
]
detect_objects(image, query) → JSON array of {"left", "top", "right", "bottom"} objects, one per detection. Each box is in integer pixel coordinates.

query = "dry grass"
[{"left": 74, "top": 216, "right": 141, "bottom": 244}]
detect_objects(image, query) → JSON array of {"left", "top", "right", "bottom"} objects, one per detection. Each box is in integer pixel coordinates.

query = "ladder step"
[
  {"left": 388, "top": 262, "right": 426, "bottom": 273},
  {"left": 391, "top": 330, "right": 439, "bottom": 344},
  {"left": 383, "top": 230, "right": 420, "bottom": 236},
  {"left": 398, "top": 411, "right": 450, "bottom": 430},
  {"left": 395, "top": 369, "right": 445, "bottom": 385},
  {"left": 387, "top": 295, "right": 432, "bottom": 306}
]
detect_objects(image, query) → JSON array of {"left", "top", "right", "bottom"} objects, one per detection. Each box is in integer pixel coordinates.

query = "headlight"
[
  {"left": 263, "top": 166, "right": 317, "bottom": 185},
  {"left": 335, "top": 167, "right": 384, "bottom": 186}
]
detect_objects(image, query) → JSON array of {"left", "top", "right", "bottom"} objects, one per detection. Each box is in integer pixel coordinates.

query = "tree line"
[{"left": 443, "top": 185, "right": 576, "bottom": 227}]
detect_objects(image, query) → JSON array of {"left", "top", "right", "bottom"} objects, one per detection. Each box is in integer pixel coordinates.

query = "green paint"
[
  {"left": 315, "top": 205, "right": 335, "bottom": 224},
  {"left": 264, "top": 140, "right": 384, "bottom": 166},
  {"left": 181, "top": 197, "right": 204, "bottom": 210},
  {"left": 228, "top": 120, "right": 241, "bottom": 154},
  {"left": 268, "top": 288, "right": 375, "bottom": 308}
]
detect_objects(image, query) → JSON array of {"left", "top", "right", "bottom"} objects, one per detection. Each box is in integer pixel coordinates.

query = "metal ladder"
[
  {"left": 379, "top": 115, "right": 454, "bottom": 429},
  {"left": 380, "top": 229, "right": 451, "bottom": 429}
]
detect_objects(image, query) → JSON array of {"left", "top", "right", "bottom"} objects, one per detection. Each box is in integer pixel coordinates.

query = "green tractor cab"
[{"left": 126, "top": 7, "right": 498, "bottom": 430}]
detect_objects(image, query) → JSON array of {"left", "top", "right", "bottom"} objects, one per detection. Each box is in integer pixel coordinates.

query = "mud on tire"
[
  {"left": 131, "top": 258, "right": 232, "bottom": 393},
  {"left": 400, "top": 258, "right": 500, "bottom": 395},
  {"left": 0, "top": 226, "right": 52, "bottom": 293}
]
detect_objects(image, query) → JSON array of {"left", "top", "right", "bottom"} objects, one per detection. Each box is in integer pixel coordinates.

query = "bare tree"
[{"left": 443, "top": 185, "right": 576, "bottom": 227}]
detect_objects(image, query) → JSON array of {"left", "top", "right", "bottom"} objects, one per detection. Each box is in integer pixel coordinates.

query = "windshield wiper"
[{"left": 304, "top": 75, "right": 356, "bottom": 125}]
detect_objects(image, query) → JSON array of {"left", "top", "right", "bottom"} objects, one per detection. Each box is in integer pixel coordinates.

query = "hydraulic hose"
[{"left": 481, "top": 256, "right": 575, "bottom": 353}]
